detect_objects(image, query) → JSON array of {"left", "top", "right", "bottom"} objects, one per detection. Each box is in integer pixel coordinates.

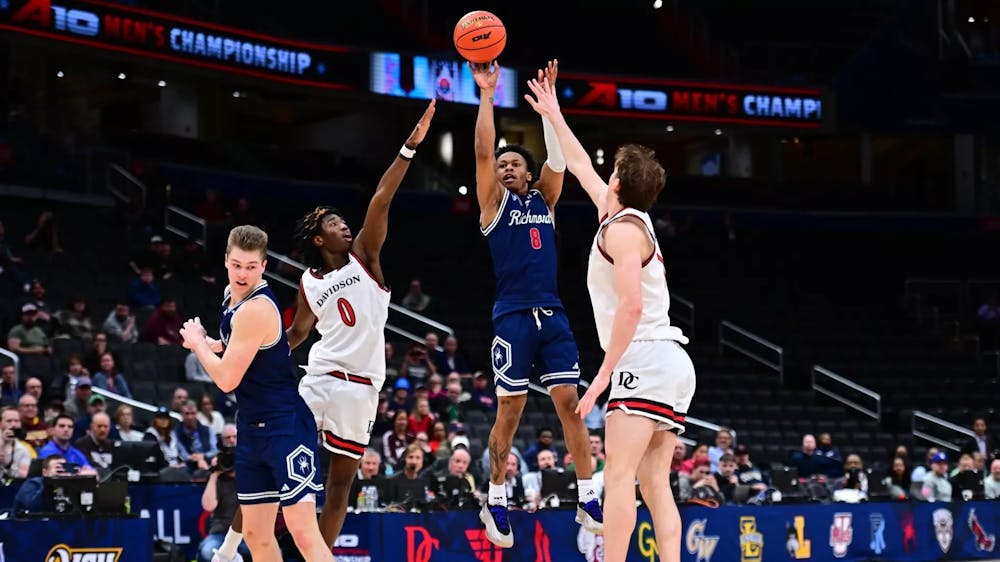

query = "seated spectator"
[
  {"left": 144, "top": 406, "right": 183, "bottom": 468},
  {"left": 387, "top": 443, "right": 431, "bottom": 507},
  {"left": 382, "top": 410, "right": 411, "bottom": 472},
  {"left": 72, "top": 394, "right": 121, "bottom": 442},
  {"left": 438, "top": 447, "right": 476, "bottom": 492},
  {"left": 0, "top": 364, "right": 20, "bottom": 405},
  {"left": 523, "top": 449, "right": 559, "bottom": 508},
  {"left": 102, "top": 302, "right": 138, "bottom": 344},
  {"left": 951, "top": 453, "right": 985, "bottom": 501},
  {"left": 185, "top": 351, "right": 212, "bottom": 383},
  {"left": 428, "top": 420, "right": 450, "bottom": 459},
  {"left": 708, "top": 427, "right": 733, "bottom": 473},
  {"left": 91, "top": 352, "right": 132, "bottom": 399},
  {"left": 961, "top": 417, "right": 997, "bottom": 458},
  {"left": 401, "top": 279, "right": 430, "bottom": 312},
  {"left": 128, "top": 267, "right": 161, "bottom": 310},
  {"left": 350, "top": 449, "right": 388, "bottom": 510},
  {"left": 128, "top": 235, "right": 175, "bottom": 280},
  {"left": 434, "top": 336, "right": 472, "bottom": 377},
  {"left": 17, "top": 394, "right": 47, "bottom": 451},
  {"left": 22, "top": 210, "right": 61, "bottom": 254},
  {"left": 833, "top": 466, "right": 868, "bottom": 504},
  {"left": 733, "top": 444, "right": 769, "bottom": 492},
  {"left": 399, "top": 342, "right": 436, "bottom": 384},
  {"left": 63, "top": 375, "right": 93, "bottom": 419},
  {"left": 385, "top": 342, "right": 400, "bottom": 380},
  {"left": 679, "top": 457, "right": 722, "bottom": 506},
  {"left": 54, "top": 295, "right": 94, "bottom": 341},
  {"left": 114, "top": 405, "right": 144, "bottom": 442},
  {"left": 83, "top": 333, "right": 110, "bottom": 375},
  {"left": 371, "top": 397, "right": 393, "bottom": 441},
  {"left": 985, "top": 459, "right": 1000, "bottom": 500},
  {"left": 175, "top": 400, "right": 217, "bottom": 473},
  {"left": 920, "top": 451, "right": 953, "bottom": 502},
  {"left": 171, "top": 387, "right": 190, "bottom": 413},
  {"left": 426, "top": 373, "right": 446, "bottom": 411},
  {"left": 23, "top": 279, "right": 54, "bottom": 333},
  {"left": 437, "top": 381, "right": 465, "bottom": 424},
  {"left": 523, "top": 427, "right": 556, "bottom": 472},
  {"left": 13, "top": 454, "right": 67, "bottom": 513},
  {"left": 671, "top": 441, "right": 687, "bottom": 473},
  {"left": 835, "top": 454, "right": 868, "bottom": 494},
  {"left": 387, "top": 378, "right": 413, "bottom": 418},
  {"left": 469, "top": 372, "right": 497, "bottom": 412},
  {"left": 197, "top": 394, "right": 225, "bottom": 437},
  {"left": 49, "top": 354, "right": 87, "bottom": 405},
  {"left": 479, "top": 443, "right": 528, "bottom": 483},
  {"left": 407, "top": 397, "right": 435, "bottom": 436},
  {"left": 6, "top": 303, "right": 51, "bottom": 356},
  {"left": 37, "top": 414, "right": 95, "bottom": 473},
  {"left": 0, "top": 406, "right": 32, "bottom": 478},
  {"left": 714, "top": 453, "right": 739, "bottom": 504},
  {"left": 816, "top": 432, "right": 845, "bottom": 478},
  {"left": 143, "top": 297, "right": 183, "bottom": 345},
  {"left": 887, "top": 456, "right": 912, "bottom": 500},
  {"left": 789, "top": 434, "right": 822, "bottom": 478},
  {"left": 74, "top": 412, "right": 114, "bottom": 471},
  {"left": 477, "top": 452, "right": 524, "bottom": 507},
  {"left": 912, "top": 447, "right": 939, "bottom": 487}
]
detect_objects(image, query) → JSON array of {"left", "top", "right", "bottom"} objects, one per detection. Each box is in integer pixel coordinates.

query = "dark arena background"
[{"left": 0, "top": 0, "right": 999, "bottom": 561}]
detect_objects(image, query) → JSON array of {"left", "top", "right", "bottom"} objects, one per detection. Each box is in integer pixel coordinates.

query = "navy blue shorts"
[
  {"left": 235, "top": 406, "right": 324, "bottom": 506},
  {"left": 491, "top": 307, "right": 580, "bottom": 395}
]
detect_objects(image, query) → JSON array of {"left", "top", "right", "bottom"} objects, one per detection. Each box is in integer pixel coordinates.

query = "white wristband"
[
  {"left": 541, "top": 116, "right": 566, "bottom": 173},
  {"left": 399, "top": 145, "right": 416, "bottom": 160}
]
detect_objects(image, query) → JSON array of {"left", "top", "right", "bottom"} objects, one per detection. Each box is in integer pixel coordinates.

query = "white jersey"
[
  {"left": 299, "top": 252, "right": 390, "bottom": 389},
  {"left": 586, "top": 208, "right": 687, "bottom": 350}
]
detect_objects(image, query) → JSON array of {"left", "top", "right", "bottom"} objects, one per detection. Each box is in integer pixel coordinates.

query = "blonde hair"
[{"left": 226, "top": 225, "right": 268, "bottom": 259}]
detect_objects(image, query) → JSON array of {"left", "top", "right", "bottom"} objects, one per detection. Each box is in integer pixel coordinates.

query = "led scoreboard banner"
[
  {"left": 556, "top": 72, "right": 824, "bottom": 129},
  {"left": 0, "top": 0, "right": 366, "bottom": 90}
]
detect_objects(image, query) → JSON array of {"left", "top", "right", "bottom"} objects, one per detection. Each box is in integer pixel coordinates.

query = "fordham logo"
[{"left": 933, "top": 508, "right": 953, "bottom": 553}]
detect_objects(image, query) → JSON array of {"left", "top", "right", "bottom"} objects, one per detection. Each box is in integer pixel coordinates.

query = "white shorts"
[
  {"left": 606, "top": 340, "right": 695, "bottom": 434},
  {"left": 299, "top": 373, "right": 378, "bottom": 459}
]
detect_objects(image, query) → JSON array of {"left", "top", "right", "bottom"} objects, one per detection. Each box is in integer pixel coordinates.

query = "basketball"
[{"left": 453, "top": 10, "right": 506, "bottom": 64}]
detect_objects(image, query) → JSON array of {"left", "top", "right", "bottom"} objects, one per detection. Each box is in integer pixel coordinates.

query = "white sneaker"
[
  {"left": 480, "top": 503, "right": 514, "bottom": 548},
  {"left": 576, "top": 499, "right": 605, "bottom": 534},
  {"left": 211, "top": 549, "right": 244, "bottom": 562}
]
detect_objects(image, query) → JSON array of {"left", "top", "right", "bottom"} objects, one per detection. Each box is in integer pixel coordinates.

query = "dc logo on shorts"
[
  {"left": 491, "top": 337, "right": 512, "bottom": 375},
  {"left": 617, "top": 371, "right": 639, "bottom": 390},
  {"left": 286, "top": 445, "right": 315, "bottom": 483}
]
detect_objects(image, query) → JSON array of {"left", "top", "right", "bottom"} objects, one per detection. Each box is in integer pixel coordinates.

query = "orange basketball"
[{"left": 453, "top": 10, "right": 506, "bottom": 64}]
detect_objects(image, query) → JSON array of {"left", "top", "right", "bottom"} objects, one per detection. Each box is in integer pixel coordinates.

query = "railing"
[
  {"left": 165, "top": 205, "right": 207, "bottom": 248},
  {"left": 0, "top": 347, "right": 19, "bottom": 388},
  {"left": 811, "top": 365, "right": 882, "bottom": 421},
  {"left": 670, "top": 293, "right": 695, "bottom": 342},
  {"left": 105, "top": 163, "right": 146, "bottom": 208},
  {"left": 261, "top": 249, "right": 454, "bottom": 347},
  {"left": 911, "top": 410, "right": 976, "bottom": 452},
  {"left": 718, "top": 321, "right": 785, "bottom": 384},
  {"left": 91, "top": 387, "right": 183, "bottom": 423}
]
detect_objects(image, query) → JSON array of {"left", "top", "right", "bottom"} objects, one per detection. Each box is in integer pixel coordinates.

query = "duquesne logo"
[{"left": 465, "top": 529, "right": 503, "bottom": 562}]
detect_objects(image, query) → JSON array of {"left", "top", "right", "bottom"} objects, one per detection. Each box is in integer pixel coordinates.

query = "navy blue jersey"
[
  {"left": 219, "top": 281, "right": 297, "bottom": 425},
  {"left": 481, "top": 189, "right": 563, "bottom": 319}
]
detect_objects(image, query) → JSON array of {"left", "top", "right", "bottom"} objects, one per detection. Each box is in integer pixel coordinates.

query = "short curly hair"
[{"left": 294, "top": 206, "right": 343, "bottom": 270}]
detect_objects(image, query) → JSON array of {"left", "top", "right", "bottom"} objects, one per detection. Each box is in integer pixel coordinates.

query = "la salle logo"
[{"left": 739, "top": 516, "right": 763, "bottom": 562}]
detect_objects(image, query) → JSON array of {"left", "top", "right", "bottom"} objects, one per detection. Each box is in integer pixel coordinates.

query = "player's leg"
[
  {"left": 482, "top": 312, "right": 534, "bottom": 547},
  {"left": 538, "top": 309, "right": 601, "bottom": 532},
  {"left": 318, "top": 454, "right": 362, "bottom": 546},
  {"left": 211, "top": 507, "right": 244, "bottom": 562},
  {"left": 637, "top": 429, "right": 681, "bottom": 562},
  {"left": 282, "top": 499, "right": 334, "bottom": 562},
  {"left": 602, "top": 411, "right": 656, "bottom": 562},
  {"left": 240, "top": 503, "right": 282, "bottom": 562}
]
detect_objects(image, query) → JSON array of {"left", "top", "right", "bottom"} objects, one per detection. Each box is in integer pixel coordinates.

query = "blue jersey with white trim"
[
  {"left": 482, "top": 189, "right": 563, "bottom": 319},
  {"left": 219, "top": 281, "right": 297, "bottom": 425}
]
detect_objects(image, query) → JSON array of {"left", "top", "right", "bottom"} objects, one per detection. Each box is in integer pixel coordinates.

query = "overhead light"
[
  {"left": 596, "top": 148, "right": 605, "bottom": 158},
  {"left": 458, "top": 186, "right": 468, "bottom": 195},
  {"left": 653, "top": 0, "right": 663, "bottom": 8},
  {"left": 596, "top": 156, "right": 605, "bottom": 165},
  {"left": 985, "top": 17, "right": 990, "bottom": 23},
  {"left": 714, "top": 128, "right": 722, "bottom": 135},
  {"left": 117, "top": 72, "right": 126, "bottom": 80},
  {"left": 157, "top": 80, "right": 167, "bottom": 87},
  {"left": 793, "top": 137, "right": 800, "bottom": 143},
  {"left": 497, "top": 136, "right": 507, "bottom": 148},
  {"left": 232, "top": 90, "right": 241, "bottom": 98},
  {"left": 968, "top": 16, "right": 975, "bottom": 23},
  {"left": 56, "top": 70, "right": 64, "bottom": 78},
  {"left": 666, "top": 125, "right": 674, "bottom": 132}
]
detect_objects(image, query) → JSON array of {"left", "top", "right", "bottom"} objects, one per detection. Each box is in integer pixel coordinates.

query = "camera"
[
  {"left": 214, "top": 445, "right": 236, "bottom": 472},
  {"left": 63, "top": 462, "right": 81, "bottom": 475}
]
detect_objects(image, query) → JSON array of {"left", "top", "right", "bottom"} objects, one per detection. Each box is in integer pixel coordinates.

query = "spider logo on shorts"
[{"left": 286, "top": 445, "right": 316, "bottom": 483}]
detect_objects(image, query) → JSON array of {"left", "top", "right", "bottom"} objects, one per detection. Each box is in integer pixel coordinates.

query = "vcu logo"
[
  {"left": 739, "top": 516, "right": 764, "bottom": 562},
  {"left": 465, "top": 529, "right": 503, "bottom": 562},
  {"left": 685, "top": 519, "right": 719, "bottom": 562},
  {"left": 46, "top": 545, "right": 122, "bottom": 562}
]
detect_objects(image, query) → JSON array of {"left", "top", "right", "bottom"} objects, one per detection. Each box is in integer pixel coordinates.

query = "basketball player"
[
  {"left": 526, "top": 76, "right": 695, "bottom": 562},
  {"left": 179, "top": 225, "right": 332, "bottom": 562},
  {"left": 471, "top": 59, "right": 603, "bottom": 548},
  {"left": 288, "top": 100, "right": 436, "bottom": 548}
]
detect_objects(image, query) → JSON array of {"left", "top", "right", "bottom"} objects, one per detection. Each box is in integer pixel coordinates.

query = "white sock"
[
  {"left": 488, "top": 482, "right": 508, "bottom": 506},
  {"left": 578, "top": 479, "right": 597, "bottom": 503},
  {"left": 218, "top": 528, "right": 243, "bottom": 559}
]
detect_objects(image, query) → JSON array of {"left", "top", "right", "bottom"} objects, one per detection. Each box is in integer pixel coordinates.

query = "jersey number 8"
[{"left": 529, "top": 227, "right": 542, "bottom": 250}]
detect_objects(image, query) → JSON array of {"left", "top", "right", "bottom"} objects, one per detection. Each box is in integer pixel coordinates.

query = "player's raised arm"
[
  {"left": 472, "top": 61, "right": 504, "bottom": 229},
  {"left": 532, "top": 60, "right": 566, "bottom": 213},
  {"left": 180, "top": 299, "right": 273, "bottom": 393},
  {"left": 525, "top": 77, "right": 609, "bottom": 219},
  {"left": 353, "top": 99, "right": 436, "bottom": 273}
]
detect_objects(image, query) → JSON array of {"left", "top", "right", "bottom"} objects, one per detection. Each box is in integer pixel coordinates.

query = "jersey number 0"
[{"left": 336, "top": 297, "right": 356, "bottom": 327}]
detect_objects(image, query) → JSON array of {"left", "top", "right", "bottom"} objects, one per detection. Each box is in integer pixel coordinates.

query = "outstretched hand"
[
  {"left": 405, "top": 99, "right": 436, "bottom": 148},
  {"left": 575, "top": 370, "right": 611, "bottom": 419},
  {"left": 469, "top": 60, "right": 500, "bottom": 90},
  {"left": 538, "top": 59, "right": 558, "bottom": 89},
  {"left": 179, "top": 317, "right": 207, "bottom": 350},
  {"left": 524, "top": 77, "right": 561, "bottom": 119}
]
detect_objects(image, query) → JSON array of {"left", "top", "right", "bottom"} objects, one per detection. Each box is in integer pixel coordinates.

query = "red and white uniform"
[
  {"left": 298, "top": 252, "right": 390, "bottom": 458},
  {"left": 586, "top": 208, "right": 695, "bottom": 433}
]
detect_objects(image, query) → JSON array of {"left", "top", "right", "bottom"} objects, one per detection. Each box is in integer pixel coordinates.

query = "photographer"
[
  {"left": 198, "top": 443, "right": 248, "bottom": 562},
  {"left": 12, "top": 454, "right": 65, "bottom": 513},
  {"left": 0, "top": 406, "right": 31, "bottom": 479},
  {"left": 399, "top": 342, "right": 436, "bottom": 385}
]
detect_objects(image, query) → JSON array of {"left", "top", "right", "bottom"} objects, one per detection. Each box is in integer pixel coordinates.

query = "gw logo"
[
  {"left": 471, "top": 32, "right": 492, "bottom": 43},
  {"left": 46, "top": 544, "right": 123, "bottom": 562}
]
